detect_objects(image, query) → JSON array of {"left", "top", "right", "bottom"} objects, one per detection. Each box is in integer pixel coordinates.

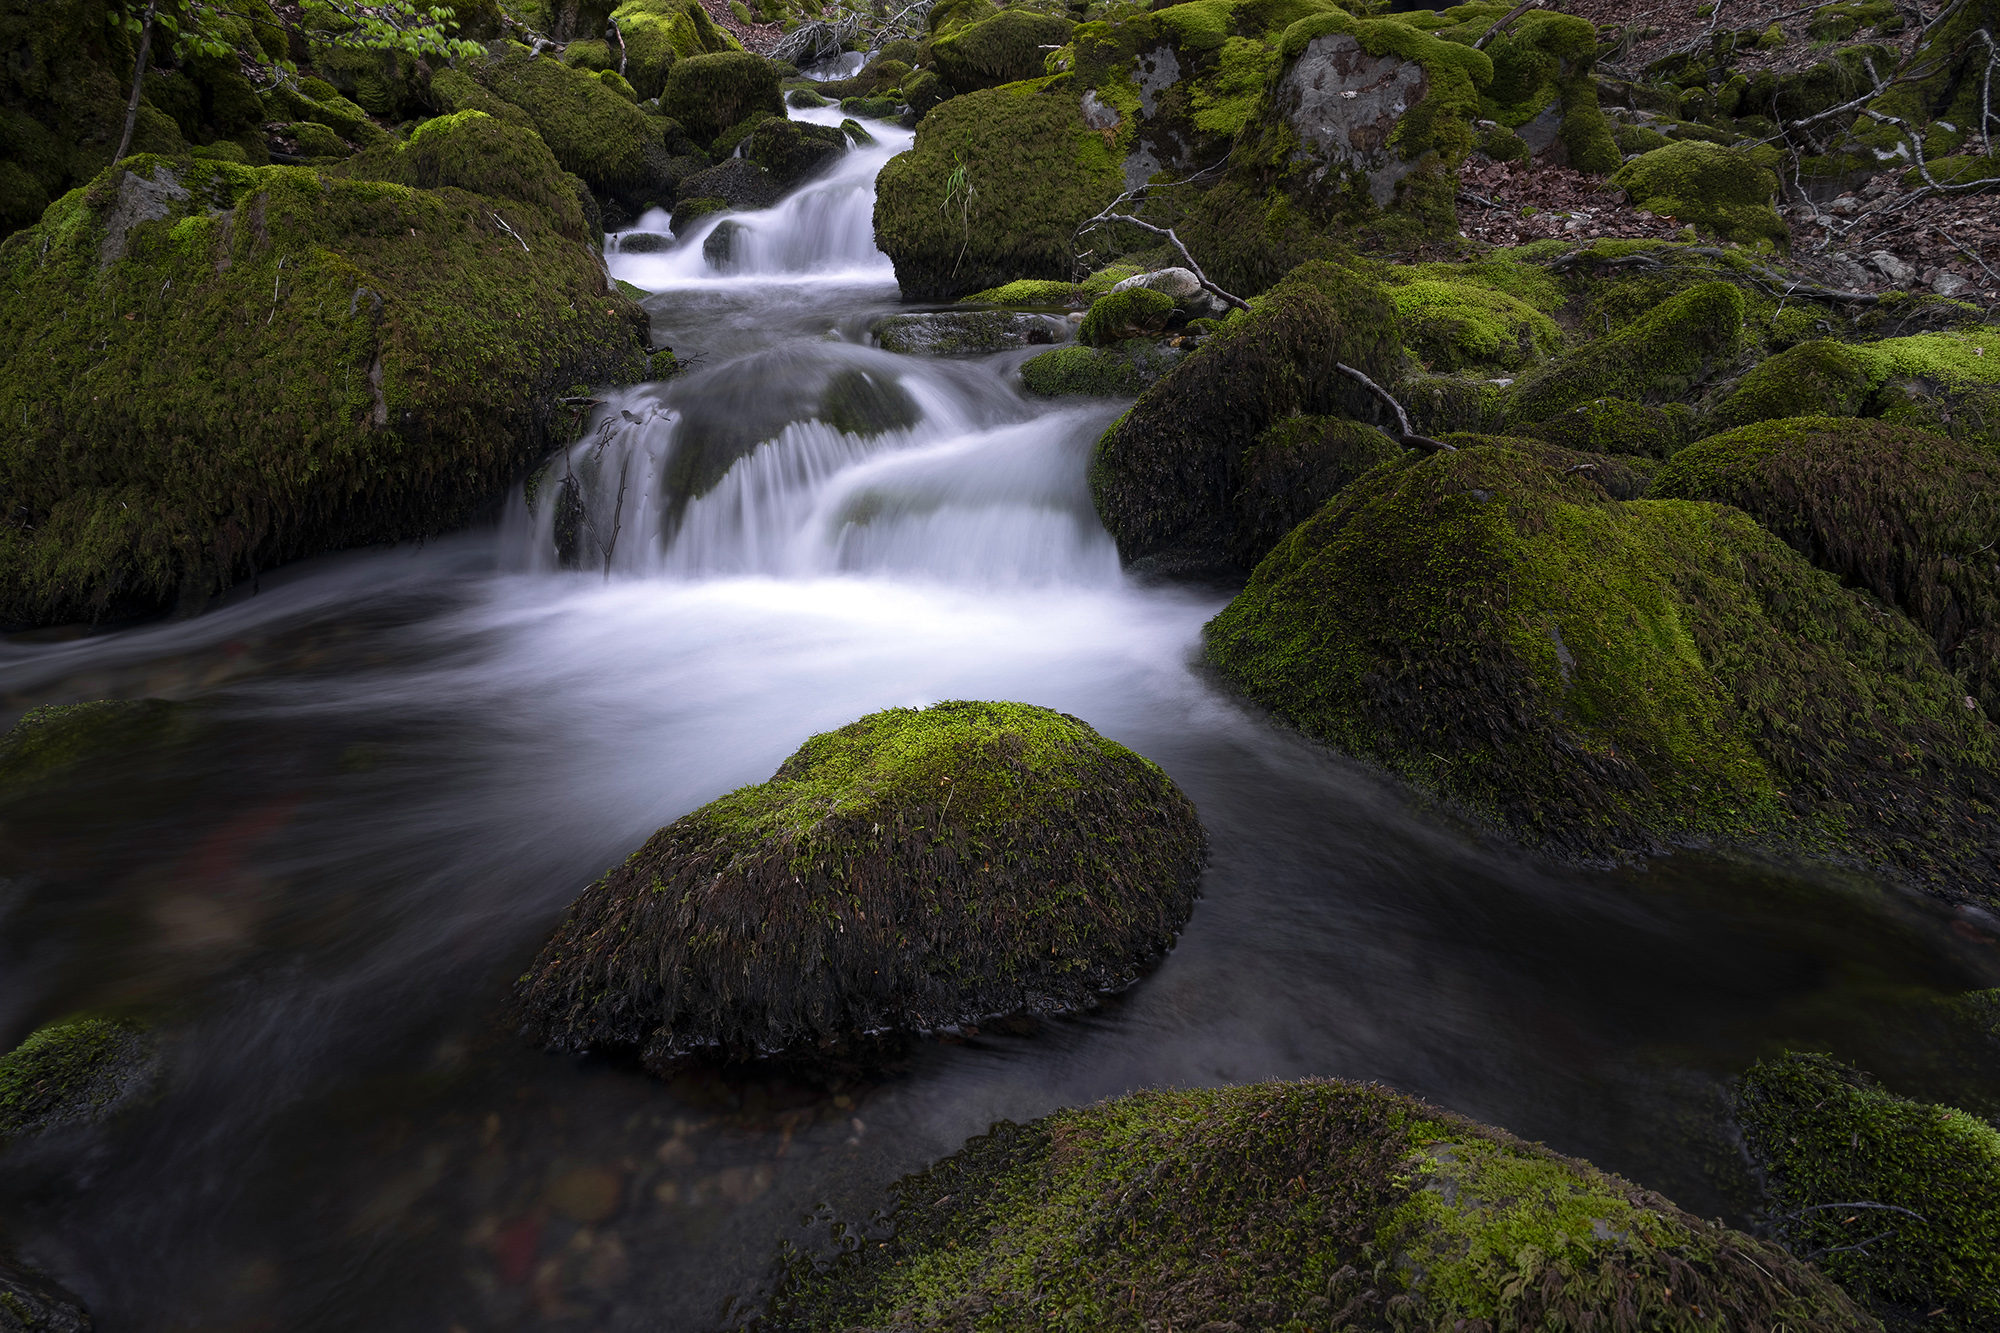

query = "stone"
[
  {"left": 1931, "top": 270, "right": 1975, "bottom": 297},
  {"left": 1867, "top": 249, "right": 1916, "bottom": 284},
  {"left": 702, "top": 218, "right": 745, "bottom": 269},
  {"left": 1273, "top": 34, "right": 1432, "bottom": 208},
  {"left": 617, "top": 231, "right": 673, "bottom": 252},
  {"left": 1108, "top": 266, "right": 1228, "bottom": 318},
  {"left": 869, "top": 310, "right": 1068, "bottom": 355}
]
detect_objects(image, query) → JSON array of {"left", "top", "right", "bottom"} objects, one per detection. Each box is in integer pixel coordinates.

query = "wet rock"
[
  {"left": 869, "top": 310, "right": 1066, "bottom": 356},
  {"left": 661, "top": 52, "right": 785, "bottom": 148},
  {"left": 702, "top": 218, "right": 746, "bottom": 269},
  {"left": 616, "top": 231, "right": 674, "bottom": 253},
  {"left": 818, "top": 367, "right": 920, "bottom": 436},
  {"left": 746, "top": 118, "right": 846, "bottom": 189},
  {"left": 515, "top": 701, "right": 1206, "bottom": 1070},
  {"left": 674, "top": 156, "right": 783, "bottom": 212},
  {"left": 0, "top": 1250, "right": 92, "bottom": 1333},
  {"left": 1108, "top": 267, "right": 1229, "bottom": 320},
  {"left": 1019, "top": 340, "right": 1186, "bottom": 398},
  {"left": 0, "top": 1015, "right": 159, "bottom": 1143},
  {"left": 757, "top": 1079, "right": 1873, "bottom": 1332}
]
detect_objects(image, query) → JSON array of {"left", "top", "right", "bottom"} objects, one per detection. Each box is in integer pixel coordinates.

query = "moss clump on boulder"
[
  {"left": 0, "top": 143, "right": 649, "bottom": 628},
  {"left": 758, "top": 1078, "right": 1873, "bottom": 1332},
  {"left": 515, "top": 701, "right": 1207, "bottom": 1069},
  {"left": 1611, "top": 140, "right": 1788, "bottom": 250},
  {"left": 870, "top": 310, "right": 1065, "bottom": 355},
  {"left": 1390, "top": 274, "right": 1561, "bottom": 373},
  {"left": 1734, "top": 1053, "right": 2000, "bottom": 1332},
  {"left": 745, "top": 117, "right": 846, "bottom": 188},
  {"left": 1019, "top": 341, "right": 1185, "bottom": 397},
  {"left": 661, "top": 51, "right": 785, "bottom": 147},
  {"left": 1480, "top": 10, "right": 1620, "bottom": 174},
  {"left": 0, "top": 1016, "right": 157, "bottom": 1142},
  {"left": 472, "top": 44, "right": 683, "bottom": 211},
  {"left": 874, "top": 79, "right": 1125, "bottom": 300},
  {"left": 1090, "top": 259, "right": 1404, "bottom": 572},
  {"left": 1233, "top": 414, "right": 1403, "bottom": 563},
  {"left": 1204, "top": 441, "right": 2000, "bottom": 884},
  {"left": 613, "top": 0, "right": 742, "bottom": 100},
  {"left": 1702, "top": 329, "right": 2000, "bottom": 447},
  {"left": 1655, "top": 416, "right": 2000, "bottom": 724},
  {"left": 1077, "top": 286, "right": 1175, "bottom": 346},
  {"left": 1508, "top": 280, "right": 1746, "bottom": 424},
  {"left": 1708, "top": 338, "right": 1877, "bottom": 429},
  {"left": 930, "top": 9, "right": 1074, "bottom": 92},
  {"left": 1516, "top": 396, "right": 1693, "bottom": 459}
]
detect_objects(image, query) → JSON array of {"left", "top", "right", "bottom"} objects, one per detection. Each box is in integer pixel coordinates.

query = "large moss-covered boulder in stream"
[
  {"left": 0, "top": 1016, "right": 158, "bottom": 1143},
  {"left": 1734, "top": 1053, "right": 2000, "bottom": 1332},
  {"left": 1655, "top": 417, "right": 2000, "bottom": 724},
  {"left": 1204, "top": 441, "right": 2000, "bottom": 891},
  {"left": 515, "top": 701, "right": 1206, "bottom": 1070},
  {"left": 1089, "top": 259, "right": 1406, "bottom": 572},
  {"left": 660, "top": 51, "right": 784, "bottom": 148},
  {"left": 0, "top": 116, "right": 652, "bottom": 628},
  {"left": 758, "top": 1078, "right": 1874, "bottom": 1332},
  {"left": 1507, "top": 281, "right": 1747, "bottom": 425}
]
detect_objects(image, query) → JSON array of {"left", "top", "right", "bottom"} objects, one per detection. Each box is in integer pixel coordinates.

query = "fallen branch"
[
  {"left": 1335, "top": 363, "right": 1456, "bottom": 453},
  {"left": 1474, "top": 0, "right": 1540, "bottom": 50}
]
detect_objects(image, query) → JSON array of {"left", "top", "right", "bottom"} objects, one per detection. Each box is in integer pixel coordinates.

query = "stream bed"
[{"left": 3, "top": 107, "right": 1998, "bottom": 1331}]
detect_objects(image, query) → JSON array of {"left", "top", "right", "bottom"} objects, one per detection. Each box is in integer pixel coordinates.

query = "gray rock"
[
  {"left": 1867, "top": 249, "right": 1916, "bottom": 284},
  {"left": 1274, "top": 34, "right": 1431, "bottom": 207},
  {"left": 1930, "top": 270, "right": 1975, "bottom": 297},
  {"left": 0, "top": 1252, "right": 91, "bottom": 1333},
  {"left": 871, "top": 310, "right": 1068, "bottom": 355},
  {"left": 674, "top": 156, "right": 783, "bottom": 212},
  {"left": 617, "top": 231, "right": 673, "bottom": 253},
  {"left": 703, "top": 219, "right": 746, "bottom": 270},
  {"left": 1080, "top": 89, "right": 1120, "bottom": 131},
  {"left": 1109, "top": 267, "right": 1229, "bottom": 318}
]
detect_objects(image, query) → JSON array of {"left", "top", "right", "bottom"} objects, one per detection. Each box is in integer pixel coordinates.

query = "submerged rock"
[
  {"left": 515, "top": 701, "right": 1206, "bottom": 1069},
  {"left": 1734, "top": 1052, "right": 2000, "bottom": 1331},
  {"left": 1019, "top": 339, "right": 1185, "bottom": 397},
  {"left": 869, "top": 310, "right": 1066, "bottom": 355},
  {"left": 0, "top": 1016, "right": 158, "bottom": 1143},
  {"left": 758, "top": 1078, "right": 1872, "bottom": 1332},
  {"left": 1205, "top": 440, "right": 2000, "bottom": 889}
]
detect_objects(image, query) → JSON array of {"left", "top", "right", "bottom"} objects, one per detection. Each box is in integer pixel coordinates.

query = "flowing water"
[{"left": 3, "top": 106, "right": 1999, "bottom": 1331}]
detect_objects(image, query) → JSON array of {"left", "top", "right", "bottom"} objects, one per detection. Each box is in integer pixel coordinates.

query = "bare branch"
[
  {"left": 1335, "top": 363, "right": 1456, "bottom": 453},
  {"left": 1474, "top": 0, "right": 1540, "bottom": 50}
]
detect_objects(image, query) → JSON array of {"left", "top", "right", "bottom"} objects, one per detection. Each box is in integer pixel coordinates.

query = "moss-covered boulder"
[
  {"left": 0, "top": 1016, "right": 157, "bottom": 1142},
  {"left": 515, "top": 701, "right": 1206, "bottom": 1069},
  {"left": 471, "top": 44, "right": 684, "bottom": 211},
  {"left": 931, "top": 9, "right": 1074, "bottom": 93},
  {"left": 1735, "top": 1053, "right": 2000, "bottom": 1332},
  {"left": 745, "top": 116, "right": 846, "bottom": 188},
  {"left": 1389, "top": 272, "right": 1561, "bottom": 373},
  {"left": 1205, "top": 441, "right": 2000, "bottom": 886},
  {"left": 1478, "top": 10, "right": 1619, "bottom": 174},
  {"left": 1090, "top": 259, "right": 1405, "bottom": 572},
  {"left": 870, "top": 310, "right": 1066, "bottom": 355},
  {"left": 1508, "top": 281, "right": 1746, "bottom": 425},
  {"left": 612, "top": 0, "right": 741, "bottom": 100},
  {"left": 1516, "top": 396, "right": 1693, "bottom": 459},
  {"left": 1018, "top": 340, "right": 1185, "bottom": 397},
  {"left": 660, "top": 51, "right": 784, "bottom": 148},
  {"left": 1708, "top": 338, "right": 1877, "bottom": 429},
  {"left": 0, "top": 131, "right": 650, "bottom": 627},
  {"left": 1655, "top": 417, "right": 2000, "bottom": 724},
  {"left": 1611, "top": 140, "right": 1787, "bottom": 250},
  {"left": 1703, "top": 329, "right": 2000, "bottom": 448},
  {"left": 1232, "top": 414, "right": 1403, "bottom": 563},
  {"left": 873, "top": 79, "right": 1125, "bottom": 300},
  {"left": 1076, "top": 286, "right": 1174, "bottom": 346},
  {"left": 759, "top": 1078, "right": 1873, "bottom": 1332}
]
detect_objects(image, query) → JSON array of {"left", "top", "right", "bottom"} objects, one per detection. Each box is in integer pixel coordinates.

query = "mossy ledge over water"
[
  {"left": 516, "top": 701, "right": 1206, "bottom": 1071},
  {"left": 753, "top": 1078, "right": 1873, "bottom": 1332}
]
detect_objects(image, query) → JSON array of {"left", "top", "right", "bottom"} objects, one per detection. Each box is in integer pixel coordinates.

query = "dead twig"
[
  {"left": 1334, "top": 363, "right": 1456, "bottom": 453},
  {"left": 1474, "top": 0, "right": 1541, "bottom": 50}
]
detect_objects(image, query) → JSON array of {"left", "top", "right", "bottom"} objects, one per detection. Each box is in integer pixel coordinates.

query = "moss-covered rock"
[
  {"left": 1708, "top": 338, "right": 1877, "bottom": 429},
  {"left": 1611, "top": 140, "right": 1787, "bottom": 250},
  {"left": 1479, "top": 10, "right": 1619, "bottom": 174},
  {"left": 0, "top": 1248, "right": 92, "bottom": 1333},
  {"left": 0, "top": 698, "right": 184, "bottom": 792},
  {"left": 1515, "top": 396, "right": 1694, "bottom": 459},
  {"left": 0, "top": 141, "right": 649, "bottom": 627},
  {"left": 613, "top": 0, "right": 742, "bottom": 99},
  {"left": 515, "top": 701, "right": 1207, "bottom": 1069},
  {"left": 660, "top": 50, "right": 784, "bottom": 147},
  {"left": 759, "top": 1078, "right": 1873, "bottom": 1332},
  {"left": 0, "top": 1016, "right": 157, "bottom": 1142},
  {"left": 1205, "top": 441, "right": 2000, "bottom": 885},
  {"left": 744, "top": 116, "right": 845, "bottom": 187},
  {"left": 1090, "top": 259, "right": 1405, "bottom": 571},
  {"left": 1508, "top": 281, "right": 1746, "bottom": 424},
  {"left": 1735, "top": 1053, "right": 2000, "bottom": 1332},
  {"left": 1390, "top": 272, "right": 1561, "bottom": 373},
  {"left": 931, "top": 9, "right": 1074, "bottom": 93},
  {"left": 1703, "top": 329, "right": 2000, "bottom": 448},
  {"left": 874, "top": 78, "right": 1125, "bottom": 300},
  {"left": 1233, "top": 414, "right": 1404, "bottom": 564},
  {"left": 1018, "top": 339, "right": 1185, "bottom": 397},
  {"left": 1076, "top": 286, "right": 1174, "bottom": 346},
  {"left": 1655, "top": 416, "right": 2000, "bottom": 725},
  {"left": 870, "top": 310, "right": 1065, "bottom": 355},
  {"left": 473, "top": 43, "right": 683, "bottom": 211}
]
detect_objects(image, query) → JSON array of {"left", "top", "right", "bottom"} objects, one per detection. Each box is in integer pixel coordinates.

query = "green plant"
[{"left": 940, "top": 146, "right": 977, "bottom": 276}]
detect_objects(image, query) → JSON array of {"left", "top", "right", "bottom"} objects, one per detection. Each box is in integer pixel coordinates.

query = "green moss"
[
  {"left": 1655, "top": 416, "right": 2000, "bottom": 725},
  {"left": 1389, "top": 276, "right": 1561, "bottom": 372},
  {"left": 757, "top": 1078, "right": 1872, "bottom": 1332},
  {"left": 1517, "top": 396, "right": 1693, "bottom": 460},
  {"left": 0, "top": 152, "right": 648, "bottom": 626},
  {"left": 1510, "top": 281, "right": 1746, "bottom": 423},
  {"left": 931, "top": 10, "right": 1075, "bottom": 92},
  {"left": 1735, "top": 1053, "right": 1999, "bottom": 1332},
  {"left": 1091, "top": 259, "right": 1405, "bottom": 571},
  {"left": 612, "top": 0, "right": 743, "bottom": 100},
  {"left": 1019, "top": 340, "right": 1184, "bottom": 396},
  {"left": 0, "top": 699, "right": 183, "bottom": 792},
  {"left": 0, "top": 1016, "right": 155, "bottom": 1142},
  {"left": 1233, "top": 414, "right": 1404, "bottom": 562},
  {"left": 515, "top": 700, "right": 1207, "bottom": 1067},
  {"left": 1076, "top": 286, "right": 1174, "bottom": 346},
  {"left": 1702, "top": 329, "right": 2000, "bottom": 446},
  {"left": 1205, "top": 442, "right": 2000, "bottom": 882},
  {"left": 1611, "top": 140, "right": 1787, "bottom": 249},
  {"left": 962, "top": 277, "right": 1082, "bottom": 305},
  {"left": 838, "top": 94, "right": 900, "bottom": 119},
  {"left": 874, "top": 78, "right": 1125, "bottom": 300},
  {"left": 427, "top": 66, "right": 537, "bottom": 131},
  {"left": 659, "top": 50, "right": 784, "bottom": 146},
  {"left": 1709, "top": 338, "right": 1876, "bottom": 429},
  {"left": 474, "top": 44, "right": 681, "bottom": 208}
]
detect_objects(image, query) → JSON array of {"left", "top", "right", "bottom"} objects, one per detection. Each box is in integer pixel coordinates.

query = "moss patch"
[
  {"left": 1611, "top": 140, "right": 1787, "bottom": 250},
  {"left": 0, "top": 1016, "right": 156, "bottom": 1142},
  {"left": 756, "top": 1078, "right": 1872, "bottom": 1332},
  {"left": 931, "top": 9, "right": 1074, "bottom": 93},
  {"left": 1019, "top": 340, "right": 1185, "bottom": 397},
  {"left": 661, "top": 50, "right": 785, "bottom": 147},
  {"left": 1077, "top": 286, "right": 1175, "bottom": 346},
  {"left": 1734, "top": 1053, "right": 2000, "bottom": 1332},
  {"left": 0, "top": 698, "right": 184, "bottom": 792},
  {"left": 1205, "top": 441, "right": 2000, "bottom": 885},
  {"left": 614, "top": 0, "right": 744, "bottom": 99},
  {"left": 1090, "top": 259, "right": 1405, "bottom": 571},
  {"left": 1509, "top": 280, "right": 1746, "bottom": 424},
  {"left": 515, "top": 701, "right": 1207, "bottom": 1069},
  {"left": 0, "top": 150, "right": 648, "bottom": 627},
  {"left": 1516, "top": 396, "right": 1693, "bottom": 460},
  {"left": 1389, "top": 274, "right": 1561, "bottom": 373},
  {"left": 473, "top": 43, "right": 682, "bottom": 209}
]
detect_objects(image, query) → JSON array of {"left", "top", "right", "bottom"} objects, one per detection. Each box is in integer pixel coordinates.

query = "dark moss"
[
  {"left": 1232, "top": 414, "right": 1404, "bottom": 566},
  {"left": 1654, "top": 416, "right": 2000, "bottom": 725},
  {"left": 0, "top": 1016, "right": 156, "bottom": 1142},
  {"left": 1708, "top": 338, "right": 1877, "bottom": 429},
  {"left": 1018, "top": 340, "right": 1186, "bottom": 397},
  {"left": 1205, "top": 442, "right": 2000, "bottom": 886},
  {"left": 1090, "top": 259, "right": 1405, "bottom": 572},
  {"left": 0, "top": 153, "right": 648, "bottom": 627},
  {"left": 473, "top": 43, "right": 681, "bottom": 210},
  {"left": 756, "top": 1078, "right": 1872, "bottom": 1332},
  {"left": 515, "top": 700, "right": 1207, "bottom": 1068},
  {"left": 873, "top": 78, "right": 1125, "bottom": 300},
  {"left": 745, "top": 116, "right": 846, "bottom": 187},
  {"left": 1516, "top": 396, "right": 1695, "bottom": 459},
  {"left": 819, "top": 367, "right": 921, "bottom": 436},
  {"left": 930, "top": 9, "right": 1074, "bottom": 92},
  {"left": 673, "top": 155, "right": 782, "bottom": 210},
  {"left": 869, "top": 310, "right": 1064, "bottom": 355},
  {"left": 1611, "top": 140, "right": 1788, "bottom": 250},
  {"left": 661, "top": 51, "right": 785, "bottom": 146},
  {"left": 1076, "top": 286, "right": 1174, "bottom": 346},
  {"left": 338, "top": 110, "right": 589, "bottom": 228},
  {"left": 1509, "top": 281, "right": 1746, "bottom": 424},
  {"left": 1734, "top": 1053, "right": 2000, "bottom": 1332},
  {"left": 0, "top": 699, "right": 182, "bottom": 792}
]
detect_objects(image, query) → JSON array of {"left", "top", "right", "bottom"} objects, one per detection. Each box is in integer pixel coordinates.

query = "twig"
[
  {"left": 492, "top": 212, "right": 530, "bottom": 253},
  {"left": 1475, "top": 0, "right": 1541, "bottom": 50},
  {"left": 1334, "top": 363, "right": 1456, "bottom": 452},
  {"left": 609, "top": 16, "right": 627, "bottom": 76}
]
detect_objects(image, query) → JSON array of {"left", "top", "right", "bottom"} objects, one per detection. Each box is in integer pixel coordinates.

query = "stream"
[{"left": 3, "top": 106, "right": 1998, "bottom": 1331}]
